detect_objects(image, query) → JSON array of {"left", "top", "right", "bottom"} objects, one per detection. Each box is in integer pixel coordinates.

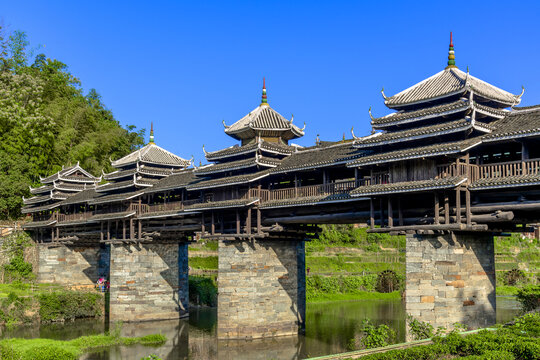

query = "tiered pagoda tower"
[{"left": 22, "top": 163, "right": 100, "bottom": 229}]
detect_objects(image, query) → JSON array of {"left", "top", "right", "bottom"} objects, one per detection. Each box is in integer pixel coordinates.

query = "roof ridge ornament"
[
  {"left": 381, "top": 87, "right": 387, "bottom": 100},
  {"left": 351, "top": 126, "right": 359, "bottom": 140},
  {"left": 368, "top": 107, "right": 375, "bottom": 121},
  {"left": 517, "top": 85, "right": 525, "bottom": 99},
  {"left": 301, "top": 121, "right": 306, "bottom": 131},
  {"left": 202, "top": 144, "right": 208, "bottom": 156},
  {"left": 149, "top": 122, "right": 155, "bottom": 144},
  {"left": 222, "top": 119, "right": 229, "bottom": 129},
  {"left": 260, "top": 77, "right": 269, "bottom": 106},
  {"left": 445, "top": 32, "right": 457, "bottom": 69}
]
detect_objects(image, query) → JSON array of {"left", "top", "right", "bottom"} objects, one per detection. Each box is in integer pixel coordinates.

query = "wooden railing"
[
  {"left": 478, "top": 158, "right": 540, "bottom": 179},
  {"left": 57, "top": 212, "right": 92, "bottom": 223},
  {"left": 267, "top": 180, "right": 358, "bottom": 202}
]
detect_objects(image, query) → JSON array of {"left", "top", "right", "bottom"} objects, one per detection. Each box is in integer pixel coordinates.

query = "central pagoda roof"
[{"left": 223, "top": 79, "right": 305, "bottom": 142}]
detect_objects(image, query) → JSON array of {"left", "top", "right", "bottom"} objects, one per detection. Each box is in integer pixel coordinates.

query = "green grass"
[
  {"left": 496, "top": 285, "right": 520, "bottom": 296},
  {"left": 0, "top": 333, "right": 166, "bottom": 360},
  {"left": 308, "top": 291, "right": 401, "bottom": 303},
  {"left": 306, "top": 256, "right": 404, "bottom": 275},
  {"left": 189, "top": 256, "right": 218, "bottom": 270}
]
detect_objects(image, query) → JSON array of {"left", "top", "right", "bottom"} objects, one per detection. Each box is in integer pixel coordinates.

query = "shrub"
[
  {"left": 189, "top": 275, "right": 217, "bottom": 306},
  {"left": 504, "top": 268, "right": 527, "bottom": 286},
  {"left": 376, "top": 270, "right": 402, "bottom": 293},
  {"left": 38, "top": 291, "right": 103, "bottom": 322},
  {"left": 516, "top": 285, "right": 540, "bottom": 312},
  {"left": 2, "top": 231, "right": 35, "bottom": 282},
  {"left": 359, "top": 319, "right": 395, "bottom": 349}
]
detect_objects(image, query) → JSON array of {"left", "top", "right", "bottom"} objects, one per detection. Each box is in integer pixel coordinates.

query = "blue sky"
[{"left": 1, "top": 1, "right": 540, "bottom": 164}]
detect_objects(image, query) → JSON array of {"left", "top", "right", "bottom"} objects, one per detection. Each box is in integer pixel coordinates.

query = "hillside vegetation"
[{"left": 0, "top": 27, "right": 144, "bottom": 219}]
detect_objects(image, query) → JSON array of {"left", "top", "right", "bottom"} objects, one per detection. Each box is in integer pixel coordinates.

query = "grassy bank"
[
  {"left": 0, "top": 333, "right": 166, "bottom": 360},
  {"left": 308, "top": 291, "right": 401, "bottom": 303},
  {"left": 0, "top": 283, "right": 103, "bottom": 326}
]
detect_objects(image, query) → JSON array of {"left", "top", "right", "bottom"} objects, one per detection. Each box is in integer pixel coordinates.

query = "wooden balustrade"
[
  {"left": 478, "top": 158, "right": 540, "bottom": 179},
  {"left": 267, "top": 180, "right": 357, "bottom": 202},
  {"left": 57, "top": 212, "right": 92, "bottom": 223}
]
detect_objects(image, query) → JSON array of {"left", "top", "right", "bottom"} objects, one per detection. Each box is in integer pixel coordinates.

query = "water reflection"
[{"left": 0, "top": 297, "right": 522, "bottom": 360}]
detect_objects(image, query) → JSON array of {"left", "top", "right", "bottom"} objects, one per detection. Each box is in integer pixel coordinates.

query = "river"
[{"left": 1, "top": 296, "right": 521, "bottom": 360}]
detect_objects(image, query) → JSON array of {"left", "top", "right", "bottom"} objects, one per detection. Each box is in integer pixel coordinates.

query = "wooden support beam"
[
  {"left": 387, "top": 198, "right": 393, "bottom": 228},
  {"left": 398, "top": 198, "right": 404, "bottom": 226},
  {"left": 107, "top": 221, "right": 110, "bottom": 241},
  {"left": 466, "top": 189, "right": 472, "bottom": 226},
  {"left": 236, "top": 210, "right": 240, "bottom": 234},
  {"left": 370, "top": 198, "right": 375, "bottom": 229},
  {"left": 367, "top": 223, "right": 489, "bottom": 233},
  {"left": 138, "top": 220, "right": 142, "bottom": 240},
  {"left": 100, "top": 222, "right": 104, "bottom": 242},
  {"left": 456, "top": 188, "right": 461, "bottom": 225},
  {"left": 201, "top": 213, "right": 205, "bottom": 234},
  {"left": 123, "top": 220, "right": 126, "bottom": 240},
  {"left": 257, "top": 208, "right": 262, "bottom": 234},
  {"left": 247, "top": 208, "right": 252, "bottom": 235},
  {"left": 444, "top": 194, "right": 450, "bottom": 225},
  {"left": 434, "top": 193, "right": 440, "bottom": 225},
  {"left": 211, "top": 211, "right": 215, "bottom": 235},
  {"left": 379, "top": 198, "right": 384, "bottom": 227}
]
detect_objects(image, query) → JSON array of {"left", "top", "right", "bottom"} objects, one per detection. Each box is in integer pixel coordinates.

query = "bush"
[
  {"left": 306, "top": 274, "right": 378, "bottom": 300},
  {"left": 516, "top": 285, "right": 540, "bottom": 312},
  {"left": 359, "top": 320, "right": 395, "bottom": 349},
  {"left": 189, "top": 275, "right": 217, "bottom": 306},
  {"left": 376, "top": 270, "right": 402, "bottom": 293},
  {"left": 504, "top": 268, "right": 527, "bottom": 286},
  {"left": 38, "top": 291, "right": 103, "bottom": 322},
  {"left": 2, "top": 231, "right": 35, "bottom": 282}
]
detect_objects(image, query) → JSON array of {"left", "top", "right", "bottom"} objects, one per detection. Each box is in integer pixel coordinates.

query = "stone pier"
[
  {"left": 406, "top": 232, "right": 496, "bottom": 335},
  {"left": 217, "top": 239, "right": 306, "bottom": 339},
  {"left": 109, "top": 242, "right": 189, "bottom": 322},
  {"left": 37, "top": 244, "right": 103, "bottom": 289}
]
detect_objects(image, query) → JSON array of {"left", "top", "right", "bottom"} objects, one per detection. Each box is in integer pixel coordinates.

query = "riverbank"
[
  {"left": 0, "top": 331, "right": 166, "bottom": 360},
  {"left": 0, "top": 283, "right": 104, "bottom": 327}
]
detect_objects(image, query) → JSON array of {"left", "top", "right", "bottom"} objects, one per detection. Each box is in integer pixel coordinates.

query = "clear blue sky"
[{"left": 1, "top": 1, "right": 539, "bottom": 164}]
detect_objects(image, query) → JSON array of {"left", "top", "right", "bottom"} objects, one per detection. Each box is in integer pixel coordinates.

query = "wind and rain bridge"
[{"left": 22, "top": 34, "right": 540, "bottom": 339}]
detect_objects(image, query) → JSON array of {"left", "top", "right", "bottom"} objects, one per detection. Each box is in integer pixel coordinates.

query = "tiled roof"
[
  {"left": 22, "top": 219, "right": 57, "bottom": 228},
  {"left": 187, "top": 170, "right": 270, "bottom": 190},
  {"left": 96, "top": 179, "right": 136, "bottom": 193},
  {"left": 21, "top": 203, "right": 59, "bottom": 214},
  {"left": 272, "top": 143, "right": 365, "bottom": 174},
  {"left": 87, "top": 191, "right": 143, "bottom": 205},
  {"left": 384, "top": 68, "right": 520, "bottom": 108},
  {"left": 350, "top": 176, "right": 466, "bottom": 196},
  {"left": 482, "top": 108, "right": 540, "bottom": 142},
  {"left": 145, "top": 170, "right": 197, "bottom": 193},
  {"left": 205, "top": 141, "right": 295, "bottom": 161},
  {"left": 111, "top": 143, "right": 190, "bottom": 168},
  {"left": 372, "top": 100, "right": 471, "bottom": 127},
  {"left": 103, "top": 168, "right": 137, "bottom": 180},
  {"left": 30, "top": 184, "right": 54, "bottom": 195},
  {"left": 347, "top": 138, "right": 481, "bottom": 167},
  {"left": 57, "top": 189, "right": 97, "bottom": 206},
  {"left": 40, "top": 164, "right": 99, "bottom": 184},
  {"left": 194, "top": 156, "right": 281, "bottom": 176},
  {"left": 470, "top": 173, "right": 540, "bottom": 190},
  {"left": 355, "top": 119, "right": 479, "bottom": 148},
  {"left": 185, "top": 198, "right": 258, "bottom": 210},
  {"left": 90, "top": 211, "right": 136, "bottom": 221},
  {"left": 224, "top": 105, "right": 304, "bottom": 140}
]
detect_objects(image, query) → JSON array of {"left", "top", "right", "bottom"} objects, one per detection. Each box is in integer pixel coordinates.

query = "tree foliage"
[{"left": 0, "top": 27, "right": 145, "bottom": 219}]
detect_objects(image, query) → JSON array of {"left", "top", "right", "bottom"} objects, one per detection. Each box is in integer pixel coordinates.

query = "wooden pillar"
[
  {"left": 236, "top": 210, "right": 240, "bottom": 234},
  {"left": 387, "top": 198, "right": 393, "bottom": 228},
  {"left": 220, "top": 213, "right": 224, "bottom": 234},
  {"left": 201, "top": 213, "right": 205, "bottom": 234},
  {"left": 51, "top": 228, "right": 54, "bottom": 242},
  {"left": 107, "top": 221, "right": 110, "bottom": 241},
  {"left": 466, "top": 189, "right": 472, "bottom": 226},
  {"left": 138, "top": 220, "right": 142, "bottom": 240},
  {"left": 123, "top": 220, "right": 126, "bottom": 240},
  {"left": 398, "top": 198, "right": 404, "bottom": 226},
  {"left": 456, "top": 188, "right": 462, "bottom": 225},
  {"left": 294, "top": 174, "right": 298, "bottom": 197},
  {"left": 129, "top": 218, "right": 134, "bottom": 239},
  {"left": 369, "top": 198, "right": 375, "bottom": 229},
  {"left": 257, "top": 208, "right": 262, "bottom": 234},
  {"left": 56, "top": 227, "right": 59, "bottom": 239},
  {"left": 211, "top": 212, "right": 215, "bottom": 235},
  {"left": 101, "top": 222, "right": 104, "bottom": 242},
  {"left": 379, "top": 198, "right": 384, "bottom": 227},
  {"left": 246, "top": 208, "right": 252, "bottom": 235},
  {"left": 444, "top": 194, "right": 450, "bottom": 225},
  {"left": 434, "top": 193, "right": 440, "bottom": 225},
  {"left": 354, "top": 168, "right": 359, "bottom": 186}
]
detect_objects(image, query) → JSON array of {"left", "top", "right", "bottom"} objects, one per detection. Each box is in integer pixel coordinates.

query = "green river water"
[{"left": 0, "top": 296, "right": 521, "bottom": 360}]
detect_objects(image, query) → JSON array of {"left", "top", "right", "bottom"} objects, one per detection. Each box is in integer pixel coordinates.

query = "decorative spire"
[
  {"left": 149, "top": 122, "right": 155, "bottom": 144},
  {"left": 260, "top": 77, "right": 268, "bottom": 106},
  {"left": 446, "top": 32, "right": 457, "bottom": 69}
]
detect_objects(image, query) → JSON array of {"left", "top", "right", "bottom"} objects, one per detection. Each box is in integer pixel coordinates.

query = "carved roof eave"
[
  {"left": 349, "top": 177, "right": 467, "bottom": 197},
  {"left": 194, "top": 160, "right": 278, "bottom": 177},
  {"left": 29, "top": 184, "right": 53, "bottom": 194},
  {"left": 87, "top": 192, "right": 144, "bottom": 205},
  {"left": 482, "top": 129, "right": 540, "bottom": 143},
  {"left": 188, "top": 172, "right": 271, "bottom": 191},
  {"left": 21, "top": 202, "right": 60, "bottom": 214},
  {"left": 225, "top": 126, "right": 304, "bottom": 141},
  {"left": 205, "top": 142, "right": 294, "bottom": 162}
]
